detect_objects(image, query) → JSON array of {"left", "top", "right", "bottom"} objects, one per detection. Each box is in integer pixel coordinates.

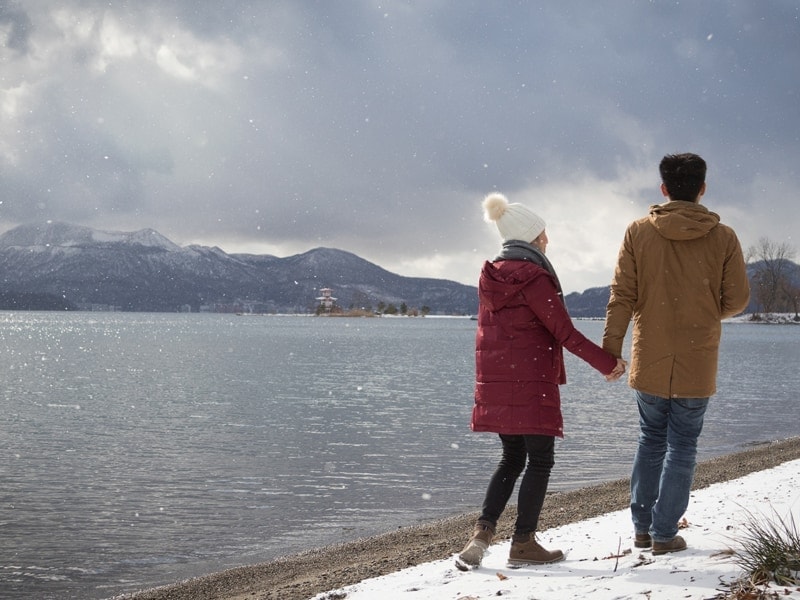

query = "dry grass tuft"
[{"left": 715, "top": 508, "right": 800, "bottom": 599}]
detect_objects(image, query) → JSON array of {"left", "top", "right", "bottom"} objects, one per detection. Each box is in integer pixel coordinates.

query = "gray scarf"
[{"left": 494, "top": 240, "right": 564, "bottom": 303}]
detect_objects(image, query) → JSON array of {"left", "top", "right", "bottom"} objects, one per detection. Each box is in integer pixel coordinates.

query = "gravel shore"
[{"left": 117, "top": 436, "right": 800, "bottom": 600}]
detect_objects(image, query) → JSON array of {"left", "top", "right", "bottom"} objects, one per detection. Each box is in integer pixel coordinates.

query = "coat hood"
[
  {"left": 648, "top": 201, "right": 720, "bottom": 241},
  {"left": 479, "top": 260, "right": 552, "bottom": 312}
]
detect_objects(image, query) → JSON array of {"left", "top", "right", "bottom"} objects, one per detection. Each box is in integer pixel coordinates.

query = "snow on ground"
[{"left": 312, "top": 459, "right": 800, "bottom": 600}]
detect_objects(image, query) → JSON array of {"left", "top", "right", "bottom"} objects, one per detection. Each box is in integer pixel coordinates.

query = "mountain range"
[
  {"left": 0, "top": 222, "right": 479, "bottom": 314},
  {"left": 0, "top": 222, "right": 795, "bottom": 316}
]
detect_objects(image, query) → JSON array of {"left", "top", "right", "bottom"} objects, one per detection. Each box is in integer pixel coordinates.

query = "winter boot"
[
  {"left": 634, "top": 533, "right": 652, "bottom": 549},
  {"left": 652, "top": 535, "right": 687, "bottom": 555},
  {"left": 508, "top": 533, "right": 564, "bottom": 566},
  {"left": 455, "top": 520, "right": 495, "bottom": 571}
]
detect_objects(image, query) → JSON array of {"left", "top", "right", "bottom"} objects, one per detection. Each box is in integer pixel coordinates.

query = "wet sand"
[{"left": 116, "top": 436, "right": 800, "bottom": 600}]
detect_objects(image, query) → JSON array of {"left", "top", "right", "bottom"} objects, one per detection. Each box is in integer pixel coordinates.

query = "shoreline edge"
[{"left": 118, "top": 436, "right": 800, "bottom": 600}]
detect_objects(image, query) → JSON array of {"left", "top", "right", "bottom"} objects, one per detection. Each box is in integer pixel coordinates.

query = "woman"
[{"left": 456, "top": 192, "right": 624, "bottom": 570}]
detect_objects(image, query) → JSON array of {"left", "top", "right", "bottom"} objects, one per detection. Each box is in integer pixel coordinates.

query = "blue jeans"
[{"left": 630, "top": 391, "right": 708, "bottom": 542}]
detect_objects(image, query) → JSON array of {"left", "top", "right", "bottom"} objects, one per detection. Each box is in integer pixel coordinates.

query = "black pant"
[{"left": 479, "top": 434, "right": 555, "bottom": 536}]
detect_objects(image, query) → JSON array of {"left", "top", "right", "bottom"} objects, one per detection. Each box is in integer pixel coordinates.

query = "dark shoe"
[
  {"left": 652, "top": 535, "right": 687, "bottom": 555},
  {"left": 634, "top": 533, "right": 652, "bottom": 549},
  {"left": 508, "top": 533, "right": 565, "bottom": 566},
  {"left": 455, "top": 521, "right": 495, "bottom": 570}
]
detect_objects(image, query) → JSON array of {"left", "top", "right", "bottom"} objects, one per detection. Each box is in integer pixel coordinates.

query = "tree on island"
[
  {"left": 747, "top": 237, "right": 798, "bottom": 316},
  {"left": 783, "top": 281, "right": 800, "bottom": 320}
]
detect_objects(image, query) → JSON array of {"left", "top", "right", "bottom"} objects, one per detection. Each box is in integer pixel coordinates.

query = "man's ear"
[
  {"left": 660, "top": 183, "right": 670, "bottom": 198},
  {"left": 698, "top": 182, "right": 707, "bottom": 199}
]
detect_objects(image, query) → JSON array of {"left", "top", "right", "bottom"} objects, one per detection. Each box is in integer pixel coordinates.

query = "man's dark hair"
[{"left": 659, "top": 153, "right": 707, "bottom": 201}]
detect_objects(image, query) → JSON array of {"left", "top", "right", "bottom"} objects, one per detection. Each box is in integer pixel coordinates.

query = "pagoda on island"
[{"left": 315, "top": 287, "right": 337, "bottom": 313}]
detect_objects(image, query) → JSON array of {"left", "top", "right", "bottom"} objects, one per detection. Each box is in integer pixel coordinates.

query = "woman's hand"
[{"left": 605, "top": 358, "right": 627, "bottom": 382}]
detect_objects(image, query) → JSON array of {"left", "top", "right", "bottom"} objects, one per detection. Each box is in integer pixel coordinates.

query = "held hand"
[{"left": 604, "top": 358, "right": 627, "bottom": 382}]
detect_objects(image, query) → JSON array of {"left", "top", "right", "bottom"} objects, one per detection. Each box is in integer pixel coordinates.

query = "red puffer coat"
[{"left": 472, "top": 259, "right": 617, "bottom": 437}]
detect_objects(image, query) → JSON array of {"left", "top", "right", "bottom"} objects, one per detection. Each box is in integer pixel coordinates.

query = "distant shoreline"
[
  {"left": 726, "top": 313, "right": 800, "bottom": 325},
  {"left": 234, "top": 312, "right": 800, "bottom": 322},
  {"left": 119, "top": 436, "right": 800, "bottom": 600},
  {"left": 573, "top": 313, "right": 800, "bottom": 324}
]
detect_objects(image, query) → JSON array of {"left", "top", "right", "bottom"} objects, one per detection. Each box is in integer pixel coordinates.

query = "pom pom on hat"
[{"left": 482, "top": 192, "right": 546, "bottom": 243}]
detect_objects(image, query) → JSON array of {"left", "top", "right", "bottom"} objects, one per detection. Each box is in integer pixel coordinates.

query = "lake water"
[{"left": 0, "top": 312, "right": 797, "bottom": 599}]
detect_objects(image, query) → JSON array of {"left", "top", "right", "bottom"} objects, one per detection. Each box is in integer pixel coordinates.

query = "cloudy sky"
[{"left": 1, "top": 1, "right": 797, "bottom": 293}]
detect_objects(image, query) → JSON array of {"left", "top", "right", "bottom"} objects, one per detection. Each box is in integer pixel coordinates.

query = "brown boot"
[
  {"left": 508, "top": 533, "right": 564, "bottom": 566},
  {"left": 652, "top": 535, "right": 687, "bottom": 555},
  {"left": 455, "top": 521, "right": 495, "bottom": 570},
  {"left": 634, "top": 533, "right": 652, "bottom": 549}
]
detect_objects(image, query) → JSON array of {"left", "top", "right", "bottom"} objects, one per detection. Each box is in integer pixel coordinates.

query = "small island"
[{"left": 314, "top": 287, "right": 431, "bottom": 317}]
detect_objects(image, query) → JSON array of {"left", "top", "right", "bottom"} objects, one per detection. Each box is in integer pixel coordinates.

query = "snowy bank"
[{"left": 312, "top": 459, "right": 800, "bottom": 600}]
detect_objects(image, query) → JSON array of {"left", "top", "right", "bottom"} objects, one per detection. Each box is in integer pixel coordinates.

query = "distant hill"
[
  {"left": 564, "top": 286, "right": 612, "bottom": 318},
  {"left": 0, "top": 222, "right": 478, "bottom": 314}
]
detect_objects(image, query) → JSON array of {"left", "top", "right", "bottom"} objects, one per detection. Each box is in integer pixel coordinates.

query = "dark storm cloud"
[
  {"left": 0, "top": 1, "right": 32, "bottom": 52},
  {"left": 1, "top": 0, "right": 797, "bottom": 289}
]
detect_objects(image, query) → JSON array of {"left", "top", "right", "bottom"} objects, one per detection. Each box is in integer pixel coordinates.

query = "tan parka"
[{"left": 602, "top": 201, "right": 750, "bottom": 398}]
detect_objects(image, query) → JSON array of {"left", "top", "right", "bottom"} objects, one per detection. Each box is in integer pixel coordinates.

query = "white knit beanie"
[{"left": 482, "top": 192, "right": 546, "bottom": 243}]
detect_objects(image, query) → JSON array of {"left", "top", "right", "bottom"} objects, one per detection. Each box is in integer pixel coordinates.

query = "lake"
[{"left": 0, "top": 312, "right": 797, "bottom": 599}]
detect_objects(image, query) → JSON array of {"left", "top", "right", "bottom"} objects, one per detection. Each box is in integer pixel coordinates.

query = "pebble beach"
[{"left": 115, "top": 436, "right": 800, "bottom": 600}]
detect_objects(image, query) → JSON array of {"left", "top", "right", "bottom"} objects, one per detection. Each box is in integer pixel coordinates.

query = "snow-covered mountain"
[
  {"left": 0, "top": 221, "right": 181, "bottom": 252},
  {"left": 0, "top": 222, "right": 478, "bottom": 314}
]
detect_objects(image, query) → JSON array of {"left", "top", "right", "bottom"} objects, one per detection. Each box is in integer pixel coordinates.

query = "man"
[{"left": 603, "top": 153, "right": 750, "bottom": 555}]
